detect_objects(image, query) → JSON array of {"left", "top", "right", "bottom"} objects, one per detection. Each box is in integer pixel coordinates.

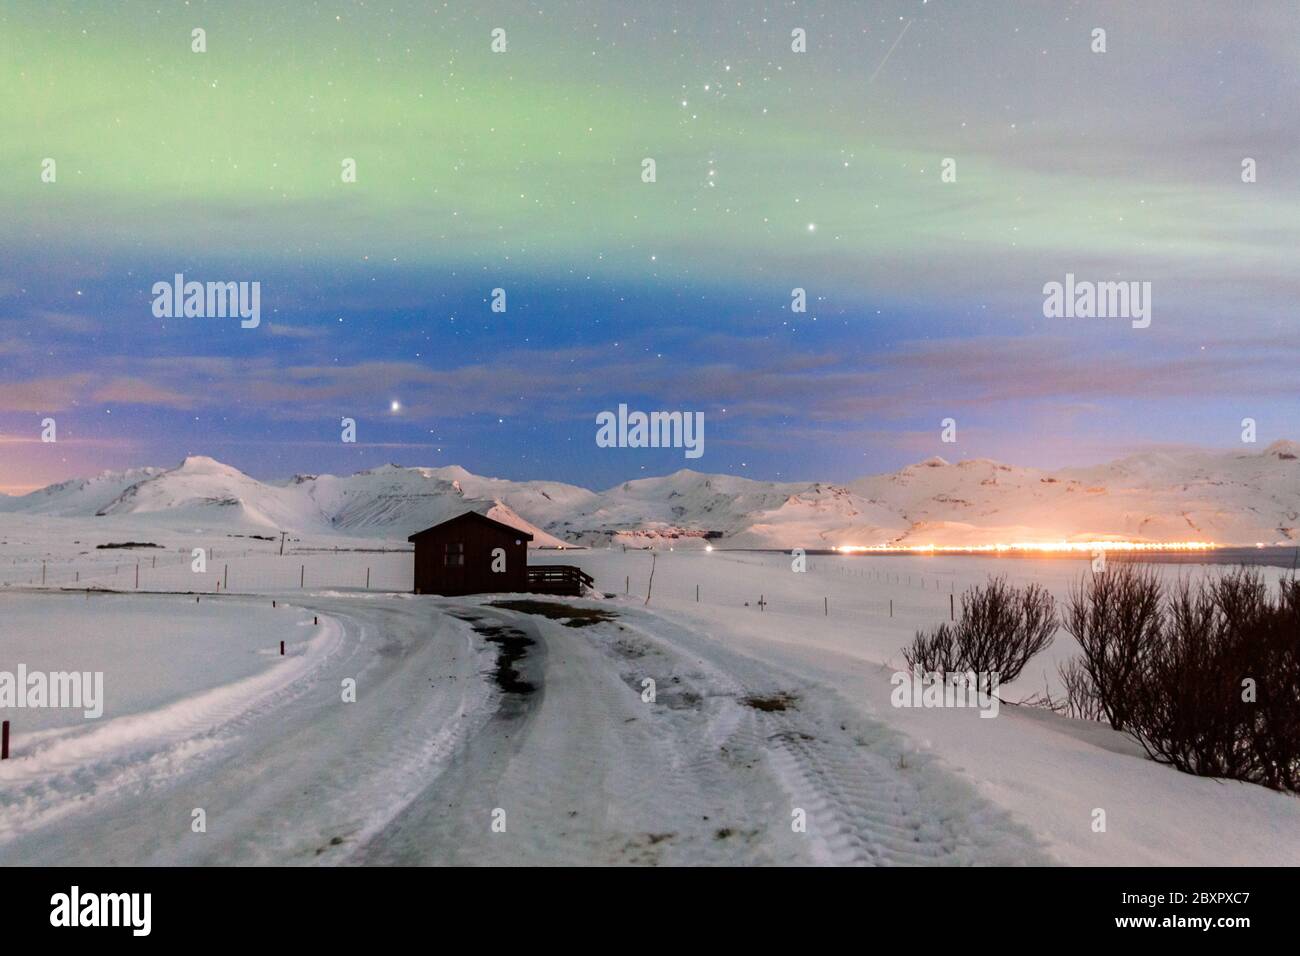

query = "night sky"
[{"left": 2, "top": 1, "right": 1297, "bottom": 494}]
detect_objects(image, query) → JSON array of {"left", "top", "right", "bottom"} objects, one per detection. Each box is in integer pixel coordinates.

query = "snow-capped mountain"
[
  {"left": 97, "top": 456, "right": 315, "bottom": 530},
  {"left": 0, "top": 466, "right": 164, "bottom": 517},
  {"left": 0, "top": 455, "right": 569, "bottom": 546},
  {"left": 2, "top": 442, "right": 1297, "bottom": 547}
]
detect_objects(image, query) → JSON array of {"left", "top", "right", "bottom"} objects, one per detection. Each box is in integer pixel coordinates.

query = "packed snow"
[{"left": 2, "top": 513, "right": 1297, "bottom": 865}]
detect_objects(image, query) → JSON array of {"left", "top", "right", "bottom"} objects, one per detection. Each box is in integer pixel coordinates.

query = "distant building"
[
  {"left": 408, "top": 511, "right": 530, "bottom": 596},
  {"left": 407, "top": 511, "right": 593, "bottom": 597}
]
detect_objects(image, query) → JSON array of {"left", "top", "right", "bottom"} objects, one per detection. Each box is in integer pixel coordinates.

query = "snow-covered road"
[{"left": 0, "top": 591, "right": 1047, "bottom": 865}]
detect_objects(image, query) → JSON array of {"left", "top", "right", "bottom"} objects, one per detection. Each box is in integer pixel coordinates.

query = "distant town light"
[{"left": 831, "top": 541, "right": 1217, "bottom": 554}]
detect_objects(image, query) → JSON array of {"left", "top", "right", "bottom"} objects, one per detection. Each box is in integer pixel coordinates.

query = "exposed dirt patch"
[
  {"left": 488, "top": 599, "right": 618, "bottom": 628},
  {"left": 739, "top": 691, "right": 799, "bottom": 712},
  {"left": 314, "top": 835, "right": 346, "bottom": 856},
  {"left": 612, "top": 637, "right": 649, "bottom": 659},
  {"left": 448, "top": 612, "right": 538, "bottom": 696},
  {"left": 474, "top": 623, "right": 537, "bottom": 695}
]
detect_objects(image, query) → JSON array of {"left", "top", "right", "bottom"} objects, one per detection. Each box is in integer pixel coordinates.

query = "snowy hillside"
[
  {"left": 2, "top": 442, "right": 1297, "bottom": 546},
  {"left": 97, "top": 456, "right": 318, "bottom": 530},
  {"left": 551, "top": 470, "right": 905, "bottom": 549},
  {"left": 0, "top": 466, "right": 163, "bottom": 517},
  {"left": 848, "top": 440, "right": 1300, "bottom": 547},
  {"left": 555, "top": 441, "right": 1299, "bottom": 548},
  {"left": 0, "top": 456, "right": 569, "bottom": 546}
]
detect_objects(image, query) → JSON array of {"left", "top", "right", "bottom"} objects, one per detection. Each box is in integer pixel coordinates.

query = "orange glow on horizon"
[{"left": 832, "top": 540, "right": 1218, "bottom": 554}]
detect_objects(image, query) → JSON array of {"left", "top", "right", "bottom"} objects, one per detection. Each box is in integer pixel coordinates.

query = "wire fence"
[
  {"left": 0, "top": 547, "right": 416, "bottom": 594},
  {"left": 2, "top": 547, "right": 962, "bottom": 625},
  {"left": 564, "top": 554, "right": 963, "bottom": 623}
]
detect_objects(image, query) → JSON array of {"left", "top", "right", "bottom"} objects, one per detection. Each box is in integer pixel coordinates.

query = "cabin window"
[{"left": 444, "top": 542, "right": 464, "bottom": 567}]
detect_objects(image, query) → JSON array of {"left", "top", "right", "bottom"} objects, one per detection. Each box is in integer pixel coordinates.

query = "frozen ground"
[
  {"left": 535, "top": 547, "right": 1300, "bottom": 865},
  {"left": 1, "top": 524, "right": 1298, "bottom": 865}
]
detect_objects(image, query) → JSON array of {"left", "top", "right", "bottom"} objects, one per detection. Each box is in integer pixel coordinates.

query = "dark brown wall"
[{"left": 412, "top": 520, "right": 528, "bottom": 595}]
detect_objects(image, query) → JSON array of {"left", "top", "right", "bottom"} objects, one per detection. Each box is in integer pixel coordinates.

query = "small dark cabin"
[
  {"left": 408, "top": 510, "right": 595, "bottom": 597},
  {"left": 408, "top": 511, "right": 531, "bottom": 596}
]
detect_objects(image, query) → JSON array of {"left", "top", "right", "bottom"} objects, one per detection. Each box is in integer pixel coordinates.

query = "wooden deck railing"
[{"left": 526, "top": 565, "right": 594, "bottom": 594}]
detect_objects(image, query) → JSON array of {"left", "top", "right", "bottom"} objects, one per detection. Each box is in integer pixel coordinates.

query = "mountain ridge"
[{"left": 1, "top": 444, "right": 1296, "bottom": 547}]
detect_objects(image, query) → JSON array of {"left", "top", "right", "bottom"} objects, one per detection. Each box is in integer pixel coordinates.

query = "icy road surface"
[{"left": 0, "top": 591, "right": 1046, "bottom": 865}]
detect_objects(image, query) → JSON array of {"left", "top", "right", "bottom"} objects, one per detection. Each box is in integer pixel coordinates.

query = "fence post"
[
  {"left": 366, "top": 567, "right": 370, "bottom": 589},
  {"left": 301, "top": 565, "right": 305, "bottom": 588},
  {"left": 824, "top": 596, "right": 828, "bottom": 616},
  {"left": 42, "top": 562, "right": 46, "bottom": 586},
  {"left": 1, "top": 719, "right": 8, "bottom": 759},
  {"left": 135, "top": 563, "right": 139, "bottom": 589},
  {"left": 224, "top": 564, "right": 228, "bottom": 590}
]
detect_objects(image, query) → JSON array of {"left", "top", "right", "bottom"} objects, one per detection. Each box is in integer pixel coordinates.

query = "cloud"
[
  {"left": 0, "top": 374, "right": 92, "bottom": 413},
  {"left": 38, "top": 311, "right": 99, "bottom": 334},
  {"left": 92, "top": 377, "right": 196, "bottom": 408},
  {"left": 265, "top": 322, "right": 328, "bottom": 339}
]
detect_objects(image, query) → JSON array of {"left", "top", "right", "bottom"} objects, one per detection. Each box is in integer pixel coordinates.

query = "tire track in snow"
[
  {"left": 590, "top": 603, "right": 1052, "bottom": 865},
  {"left": 0, "top": 597, "right": 349, "bottom": 843},
  {"left": 352, "top": 597, "right": 1048, "bottom": 865},
  {"left": 0, "top": 595, "right": 496, "bottom": 864},
  {"left": 1, "top": 592, "right": 1051, "bottom": 865}
]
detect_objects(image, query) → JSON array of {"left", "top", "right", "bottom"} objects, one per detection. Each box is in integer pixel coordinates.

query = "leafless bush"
[
  {"left": 1064, "top": 563, "right": 1163, "bottom": 731},
  {"left": 1068, "top": 565, "right": 1300, "bottom": 793},
  {"left": 902, "top": 577, "right": 1057, "bottom": 697},
  {"left": 1057, "top": 657, "right": 1104, "bottom": 721},
  {"left": 902, "top": 621, "right": 961, "bottom": 675}
]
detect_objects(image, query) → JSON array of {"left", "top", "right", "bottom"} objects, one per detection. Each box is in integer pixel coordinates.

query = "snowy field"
[{"left": 2, "top": 520, "right": 1298, "bottom": 866}]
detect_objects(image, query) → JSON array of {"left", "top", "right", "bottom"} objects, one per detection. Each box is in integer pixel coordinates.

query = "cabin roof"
[{"left": 407, "top": 510, "right": 534, "bottom": 543}]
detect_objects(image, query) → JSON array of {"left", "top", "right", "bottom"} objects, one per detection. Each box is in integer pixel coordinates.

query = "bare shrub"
[
  {"left": 1068, "top": 565, "right": 1300, "bottom": 793},
  {"left": 1057, "top": 657, "right": 1104, "bottom": 721},
  {"left": 902, "top": 576, "right": 1057, "bottom": 698},
  {"left": 1064, "top": 563, "right": 1163, "bottom": 732},
  {"left": 902, "top": 622, "right": 960, "bottom": 675}
]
